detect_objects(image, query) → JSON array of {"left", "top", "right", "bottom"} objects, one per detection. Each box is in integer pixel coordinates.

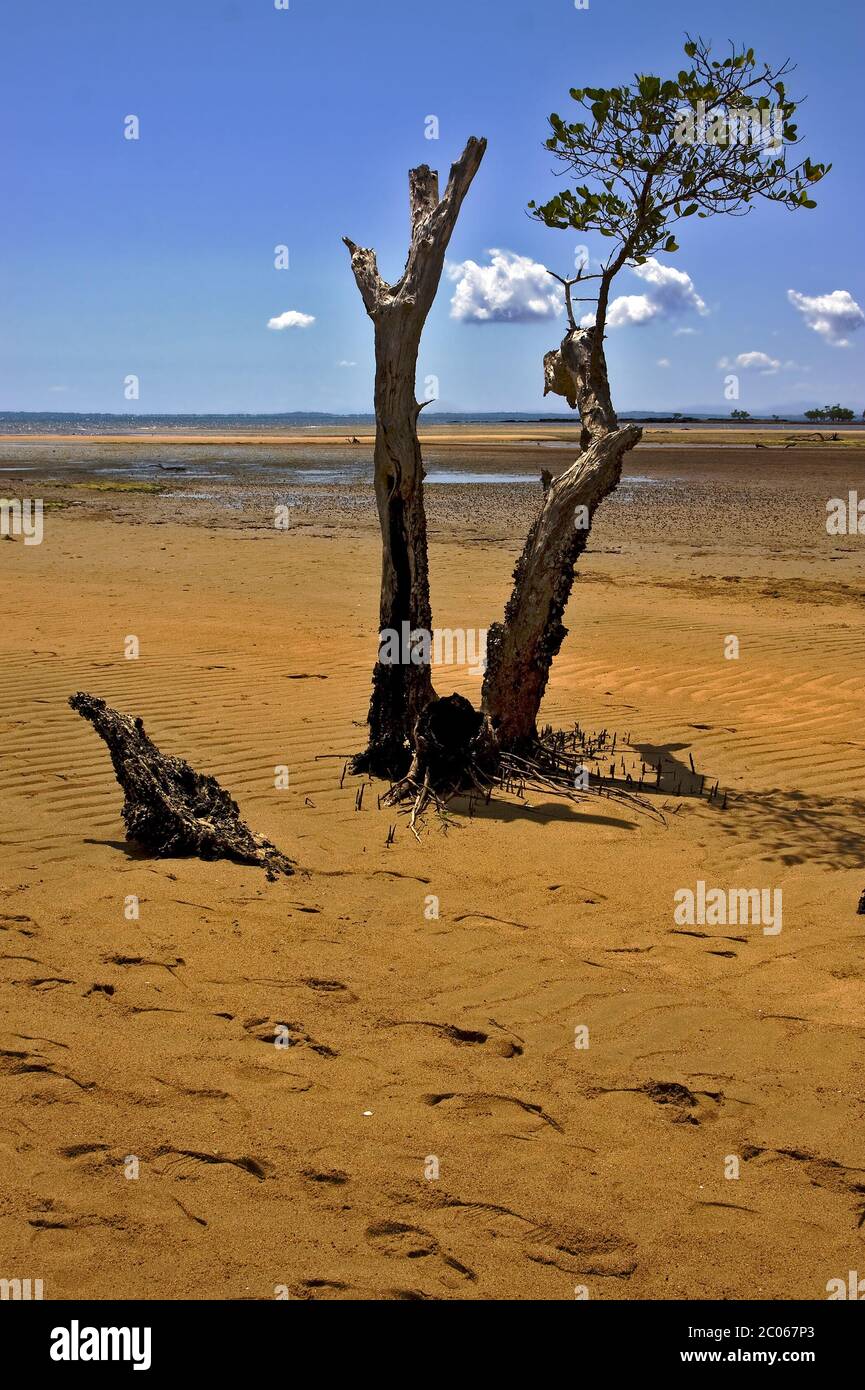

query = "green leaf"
[{"left": 531, "top": 39, "right": 830, "bottom": 278}]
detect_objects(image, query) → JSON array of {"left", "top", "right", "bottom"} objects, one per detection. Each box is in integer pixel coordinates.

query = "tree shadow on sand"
[
  {"left": 84, "top": 837, "right": 153, "bottom": 860},
  {"left": 713, "top": 788, "right": 865, "bottom": 870},
  {"left": 454, "top": 796, "right": 637, "bottom": 830},
  {"left": 632, "top": 740, "right": 864, "bottom": 870},
  {"left": 630, "top": 739, "right": 722, "bottom": 801}
]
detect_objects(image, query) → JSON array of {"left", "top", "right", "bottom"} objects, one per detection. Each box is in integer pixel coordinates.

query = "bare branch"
[
  {"left": 546, "top": 267, "right": 605, "bottom": 330},
  {"left": 342, "top": 237, "right": 386, "bottom": 317},
  {"left": 409, "top": 165, "right": 440, "bottom": 230},
  {"left": 402, "top": 136, "right": 487, "bottom": 302}
]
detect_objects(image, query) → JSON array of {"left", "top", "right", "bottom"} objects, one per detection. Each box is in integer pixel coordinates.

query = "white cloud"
[
  {"left": 267, "top": 310, "right": 315, "bottom": 330},
  {"left": 582, "top": 258, "right": 707, "bottom": 329},
  {"left": 447, "top": 249, "right": 564, "bottom": 323},
  {"left": 594, "top": 294, "right": 657, "bottom": 328},
  {"left": 656, "top": 358, "right": 671, "bottom": 368},
  {"left": 787, "top": 289, "right": 864, "bottom": 347},
  {"left": 674, "top": 326, "right": 698, "bottom": 337},
  {"left": 632, "top": 258, "right": 709, "bottom": 315},
  {"left": 336, "top": 360, "right": 356, "bottom": 367},
  {"left": 718, "top": 351, "right": 781, "bottom": 375}
]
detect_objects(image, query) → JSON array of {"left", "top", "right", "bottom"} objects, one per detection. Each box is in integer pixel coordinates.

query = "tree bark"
[
  {"left": 344, "top": 136, "right": 486, "bottom": 778},
  {"left": 481, "top": 326, "right": 641, "bottom": 749},
  {"left": 482, "top": 422, "right": 641, "bottom": 748},
  {"left": 542, "top": 323, "right": 618, "bottom": 451},
  {"left": 70, "top": 693, "right": 294, "bottom": 878}
]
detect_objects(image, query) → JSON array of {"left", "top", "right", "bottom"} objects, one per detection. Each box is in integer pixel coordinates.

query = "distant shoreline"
[
  {"left": 2, "top": 413, "right": 864, "bottom": 440},
  {"left": 1, "top": 424, "right": 863, "bottom": 447}
]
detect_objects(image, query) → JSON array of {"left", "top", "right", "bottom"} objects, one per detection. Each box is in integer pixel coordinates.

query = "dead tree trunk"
[
  {"left": 481, "top": 322, "right": 641, "bottom": 749},
  {"left": 344, "top": 136, "right": 486, "bottom": 779},
  {"left": 481, "top": 421, "right": 641, "bottom": 748},
  {"left": 384, "top": 312, "right": 642, "bottom": 802},
  {"left": 343, "top": 136, "right": 489, "bottom": 783},
  {"left": 542, "top": 323, "right": 618, "bottom": 451}
]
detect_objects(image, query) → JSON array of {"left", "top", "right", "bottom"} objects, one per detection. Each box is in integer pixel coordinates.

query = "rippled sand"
[{"left": 1, "top": 437, "right": 863, "bottom": 1299}]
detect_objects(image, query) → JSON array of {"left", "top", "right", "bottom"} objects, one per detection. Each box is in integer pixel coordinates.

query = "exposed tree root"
[
  {"left": 379, "top": 695, "right": 663, "bottom": 835},
  {"left": 70, "top": 692, "right": 294, "bottom": 878},
  {"left": 349, "top": 742, "right": 411, "bottom": 782},
  {"left": 382, "top": 694, "right": 494, "bottom": 809}
]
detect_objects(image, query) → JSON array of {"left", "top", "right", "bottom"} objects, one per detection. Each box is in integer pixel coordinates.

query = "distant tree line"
[
  {"left": 803, "top": 403, "right": 856, "bottom": 421},
  {"left": 729, "top": 405, "right": 860, "bottom": 422}
]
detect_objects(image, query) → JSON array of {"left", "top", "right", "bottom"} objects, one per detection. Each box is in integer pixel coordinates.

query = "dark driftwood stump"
[{"left": 70, "top": 692, "right": 293, "bottom": 878}]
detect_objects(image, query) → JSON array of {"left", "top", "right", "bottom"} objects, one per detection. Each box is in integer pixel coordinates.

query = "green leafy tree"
[
  {"left": 805, "top": 404, "right": 854, "bottom": 421},
  {"left": 731, "top": 409, "right": 751, "bottom": 419},
  {"left": 479, "top": 37, "right": 831, "bottom": 753},
  {"left": 531, "top": 35, "right": 829, "bottom": 440}
]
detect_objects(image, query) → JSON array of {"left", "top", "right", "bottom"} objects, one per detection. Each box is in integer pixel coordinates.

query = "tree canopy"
[
  {"left": 804, "top": 404, "right": 855, "bottom": 421},
  {"left": 529, "top": 35, "right": 830, "bottom": 335}
]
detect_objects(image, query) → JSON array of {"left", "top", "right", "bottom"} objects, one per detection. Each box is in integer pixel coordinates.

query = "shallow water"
[{"left": 426, "top": 471, "right": 537, "bottom": 484}]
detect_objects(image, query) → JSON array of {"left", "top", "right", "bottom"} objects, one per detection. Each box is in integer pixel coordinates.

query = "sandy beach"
[{"left": 1, "top": 433, "right": 864, "bottom": 1300}]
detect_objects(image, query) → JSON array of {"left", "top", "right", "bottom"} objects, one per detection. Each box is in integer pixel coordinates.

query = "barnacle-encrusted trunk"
[
  {"left": 481, "top": 423, "right": 641, "bottom": 749},
  {"left": 481, "top": 325, "right": 641, "bottom": 750},
  {"left": 344, "top": 136, "right": 486, "bottom": 779},
  {"left": 70, "top": 692, "right": 294, "bottom": 877}
]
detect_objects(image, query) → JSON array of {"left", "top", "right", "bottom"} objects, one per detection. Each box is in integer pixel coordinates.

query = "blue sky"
[{"left": 2, "top": 0, "right": 863, "bottom": 415}]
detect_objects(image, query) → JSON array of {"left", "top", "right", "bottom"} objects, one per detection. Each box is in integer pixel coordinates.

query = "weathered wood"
[
  {"left": 479, "top": 306, "right": 640, "bottom": 750},
  {"left": 344, "top": 136, "right": 486, "bottom": 778},
  {"left": 543, "top": 324, "right": 618, "bottom": 453},
  {"left": 70, "top": 693, "right": 293, "bottom": 878},
  {"left": 482, "top": 424, "right": 641, "bottom": 749}
]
